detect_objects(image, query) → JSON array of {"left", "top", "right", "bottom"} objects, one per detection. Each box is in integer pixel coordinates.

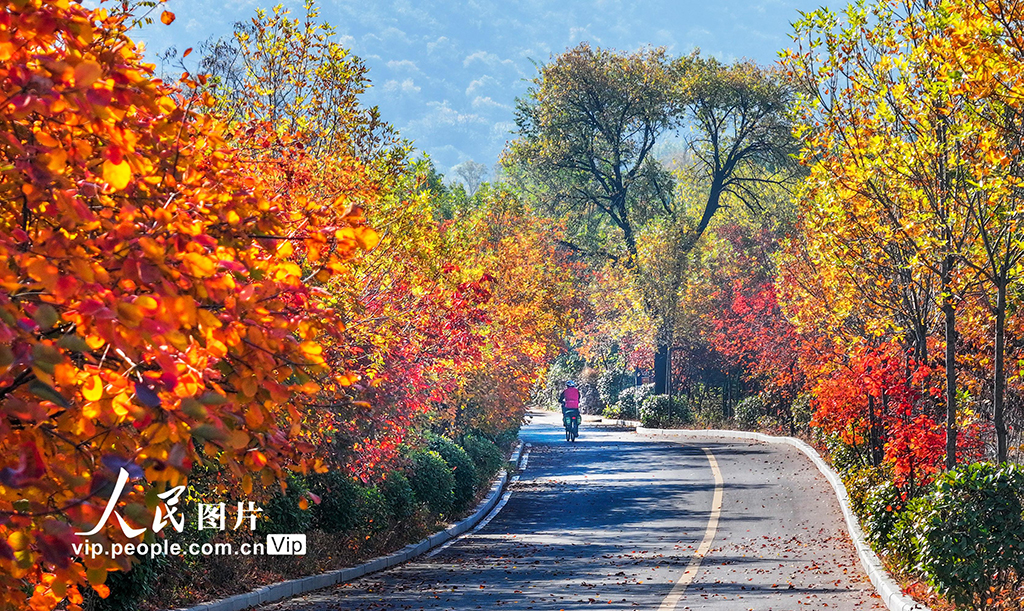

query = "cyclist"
[{"left": 559, "top": 381, "right": 581, "bottom": 436}]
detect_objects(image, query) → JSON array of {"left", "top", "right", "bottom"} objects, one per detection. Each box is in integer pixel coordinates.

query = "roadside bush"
[
  {"left": 791, "top": 394, "right": 813, "bottom": 434},
  {"left": 87, "top": 553, "right": 165, "bottom": 611},
  {"left": 461, "top": 435, "right": 504, "bottom": 487},
  {"left": 359, "top": 485, "right": 390, "bottom": 533},
  {"left": 617, "top": 384, "right": 653, "bottom": 420},
  {"left": 823, "top": 434, "right": 869, "bottom": 475},
  {"left": 408, "top": 449, "right": 456, "bottom": 515},
  {"left": 493, "top": 426, "right": 520, "bottom": 452},
  {"left": 430, "top": 436, "right": 478, "bottom": 512},
  {"left": 381, "top": 471, "right": 416, "bottom": 520},
  {"left": 308, "top": 470, "right": 362, "bottom": 533},
  {"left": 260, "top": 473, "right": 312, "bottom": 534},
  {"left": 843, "top": 465, "right": 888, "bottom": 520},
  {"left": 639, "top": 394, "right": 690, "bottom": 428},
  {"left": 597, "top": 368, "right": 631, "bottom": 407},
  {"left": 601, "top": 404, "right": 622, "bottom": 419},
  {"left": 691, "top": 399, "right": 727, "bottom": 428},
  {"left": 734, "top": 395, "right": 766, "bottom": 429},
  {"left": 913, "top": 462, "right": 1024, "bottom": 609},
  {"left": 862, "top": 479, "right": 905, "bottom": 550},
  {"left": 886, "top": 496, "right": 925, "bottom": 575}
]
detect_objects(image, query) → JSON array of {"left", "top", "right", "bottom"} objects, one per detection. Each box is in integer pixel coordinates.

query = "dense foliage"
[{"left": 0, "top": 1, "right": 579, "bottom": 608}]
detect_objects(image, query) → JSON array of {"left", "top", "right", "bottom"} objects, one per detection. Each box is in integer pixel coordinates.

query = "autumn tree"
[
  {"left": 785, "top": 0, "right": 985, "bottom": 468},
  {"left": 452, "top": 160, "right": 488, "bottom": 196},
  {"left": 197, "top": 0, "right": 403, "bottom": 169},
  {"left": 0, "top": 1, "right": 381, "bottom": 607},
  {"left": 510, "top": 43, "right": 796, "bottom": 394},
  {"left": 925, "top": 0, "right": 1024, "bottom": 462}
]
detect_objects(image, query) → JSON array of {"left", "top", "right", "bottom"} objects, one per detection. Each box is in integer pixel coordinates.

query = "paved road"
[{"left": 262, "top": 411, "right": 885, "bottom": 610}]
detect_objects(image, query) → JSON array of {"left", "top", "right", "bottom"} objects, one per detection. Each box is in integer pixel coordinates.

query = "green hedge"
[
  {"left": 429, "top": 436, "right": 478, "bottom": 512},
  {"left": 408, "top": 449, "right": 456, "bottom": 515},
  {"left": 616, "top": 384, "right": 653, "bottom": 420},
  {"left": 910, "top": 462, "right": 1024, "bottom": 608},
  {"left": 639, "top": 394, "right": 690, "bottom": 428},
  {"left": 381, "top": 471, "right": 417, "bottom": 520},
  {"left": 461, "top": 435, "right": 503, "bottom": 487}
]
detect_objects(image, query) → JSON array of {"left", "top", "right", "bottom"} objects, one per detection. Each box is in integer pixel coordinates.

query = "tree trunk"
[
  {"left": 995, "top": 277, "right": 1008, "bottom": 463},
  {"left": 867, "top": 395, "right": 881, "bottom": 467},
  {"left": 721, "top": 380, "right": 729, "bottom": 419},
  {"left": 654, "top": 327, "right": 674, "bottom": 396},
  {"left": 654, "top": 344, "right": 668, "bottom": 395},
  {"left": 942, "top": 254, "right": 958, "bottom": 470}
]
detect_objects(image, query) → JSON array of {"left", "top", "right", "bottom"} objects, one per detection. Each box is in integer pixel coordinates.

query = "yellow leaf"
[
  {"left": 101, "top": 159, "right": 131, "bottom": 190},
  {"left": 183, "top": 252, "right": 216, "bottom": 278},
  {"left": 7, "top": 532, "right": 29, "bottom": 551},
  {"left": 82, "top": 375, "right": 103, "bottom": 402}
]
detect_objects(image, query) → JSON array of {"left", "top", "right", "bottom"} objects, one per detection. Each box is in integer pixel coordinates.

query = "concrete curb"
[
  {"left": 637, "top": 427, "right": 928, "bottom": 611},
  {"left": 170, "top": 441, "right": 525, "bottom": 611}
]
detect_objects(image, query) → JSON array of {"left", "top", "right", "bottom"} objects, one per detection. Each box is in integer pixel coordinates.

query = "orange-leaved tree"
[{"left": 0, "top": 1, "right": 375, "bottom": 607}]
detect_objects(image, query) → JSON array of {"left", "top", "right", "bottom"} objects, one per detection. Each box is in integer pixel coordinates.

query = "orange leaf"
[
  {"left": 160, "top": 10, "right": 175, "bottom": 25},
  {"left": 73, "top": 61, "right": 103, "bottom": 88},
  {"left": 354, "top": 227, "right": 380, "bottom": 250}
]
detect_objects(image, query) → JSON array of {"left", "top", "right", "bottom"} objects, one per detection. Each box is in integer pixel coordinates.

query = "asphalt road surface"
[{"left": 262, "top": 411, "right": 885, "bottom": 610}]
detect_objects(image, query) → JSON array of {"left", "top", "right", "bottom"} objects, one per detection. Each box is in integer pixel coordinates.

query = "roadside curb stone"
[
  {"left": 168, "top": 441, "right": 524, "bottom": 611},
  {"left": 637, "top": 427, "right": 929, "bottom": 611}
]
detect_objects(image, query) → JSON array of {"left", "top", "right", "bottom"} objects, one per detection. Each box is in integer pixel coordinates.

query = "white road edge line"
[
  {"left": 657, "top": 447, "right": 724, "bottom": 611},
  {"left": 427, "top": 443, "right": 532, "bottom": 558}
]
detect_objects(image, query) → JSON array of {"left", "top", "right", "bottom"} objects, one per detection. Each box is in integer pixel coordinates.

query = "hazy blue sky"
[{"left": 125, "top": 0, "right": 827, "bottom": 178}]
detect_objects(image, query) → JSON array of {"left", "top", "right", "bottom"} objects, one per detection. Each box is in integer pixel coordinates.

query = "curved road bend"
[{"left": 261, "top": 411, "right": 885, "bottom": 610}]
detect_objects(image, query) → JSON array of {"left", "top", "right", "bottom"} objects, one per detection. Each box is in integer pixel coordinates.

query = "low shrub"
[
  {"left": 862, "top": 479, "right": 905, "bottom": 550},
  {"left": 886, "top": 496, "right": 924, "bottom": 575},
  {"left": 359, "top": 485, "right": 390, "bottom": 533},
  {"left": 461, "top": 435, "right": 504, "bottom": 486},
  {"left": 913, "top": 462, "right": 1024, "bottom": 609},
  {"left": 492, "top": 427, "right": 520, "bottom": 452},
  {"left": 790, "top": 394, "right": 813, "bottom": 434},
  {"left": 308, "top": 470, "right": 362, "bottom": 533},
  {"left": 430, "top": 436, "right": 478, "bottom": 512},
  {"left": 843, "top": 465, "right": 888, "bottom": 520},
  {"left": 260, "top": 473, "right": 312, "bottom": 534},
  {"left": 87, "top": 552, "right": 166, "bottom": 611},
  {"left": 823, "top": 433, "right": 869, "bottom": 475},
  {"left": 639, "top": 394, "right": 690, "bottom": 428},
  {"left": 691, "top": 401, "right": 726, "bottom": 428},
  {"left": 597, "top": 368, "right": 631, "bottom": 407},
  {"left": 381, "top": 471, "right": 416, "bottom": 520},
  {"left": 617, "top": 384, "right": 653, "bottom": 420},
  {"left": 734, "top": 395, "right": 766, "bottom": 429},
  {"left": 408, "top": 449, "right": 456, "bottom": 515},
  {"left": 601, "top": 404, "right": 622, "bottom": 419}
]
